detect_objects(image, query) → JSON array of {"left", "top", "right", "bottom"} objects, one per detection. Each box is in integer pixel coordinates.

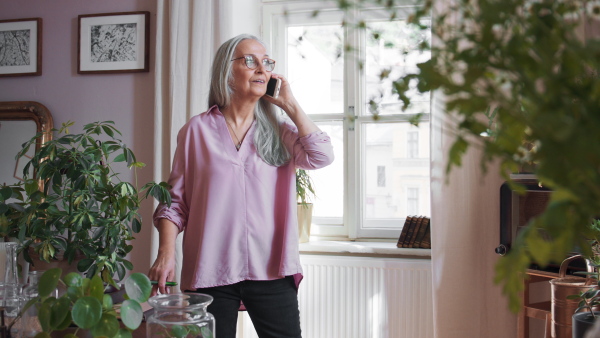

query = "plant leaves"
[
  {"left": 39, "top": 268, "right": 62, "bottom": 298},
  {"left": 124, "top": 272, "right": 152, "bottom": 303},
  {"left": 67, "top": 285, "right": 84, "bottom": 302},
  {"left": 114, "top": 329, "right": 134, "bottom": 338},
  {"left": 90, "top": 313, "right": 120, "bottom": 337},
  {"left": 102, "top": 293, "right": 114, "bottom": 310},
  {"left": 37, "top": 301, "right": 52, "bottom": 333},
  {"left": 63, "top": 272, "right": 84, "bottom": 287},
  {"left": 120, "top": 299, "right": 143, "bottom": 330},
  {"left": 50, "top": 296, "right": 71, "bottom": 329},
  {"left": 71, "top": 296, "right": 102, "bottom": 329},
  {"left": 89, "top": 275, "right": 105, "bottom": 302},
  {"left": 77, "top": 258, "right": 95, "bottom": 273}
]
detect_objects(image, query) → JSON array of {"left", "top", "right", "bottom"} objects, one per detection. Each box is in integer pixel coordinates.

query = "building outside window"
[
  {"left": 407, "top": 187, "right": 419, "bottom": 216},
  {"left": 377, "top": 165, "right": 386, "bottom": 187},
  {"left": 407, "top": 131, "right": 419, "bottom": 159}
]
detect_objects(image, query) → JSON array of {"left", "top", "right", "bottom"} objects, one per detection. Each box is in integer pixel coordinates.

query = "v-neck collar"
[{"left": 213, "top": 106, "right": 256, "bottom": 162}]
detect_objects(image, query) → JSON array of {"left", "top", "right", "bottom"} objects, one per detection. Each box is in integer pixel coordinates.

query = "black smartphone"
[{"left": 265, "top": 77, "right": 282, "bottom": 99}]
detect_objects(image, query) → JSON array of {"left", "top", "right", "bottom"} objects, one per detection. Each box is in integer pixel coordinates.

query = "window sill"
[{"left": 299, "top": 240, "right": 431, "bottom": 259}]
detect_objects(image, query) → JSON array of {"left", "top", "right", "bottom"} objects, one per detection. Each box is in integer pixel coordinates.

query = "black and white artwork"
[
  {"left": 0, "top": 29, "right": 31, "bottom": 66},
  {"left": 0, "top": 18, "right": 42, "bottom": 77},
  {"left": 78, "top": 12, "right": 149, "bottom": 74},
  {"left": 90, "top": 23, "right": 137, "bottom": 63}
]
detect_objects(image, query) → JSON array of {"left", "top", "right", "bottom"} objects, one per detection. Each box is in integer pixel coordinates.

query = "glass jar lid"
[{"left": 148, "top": 293, "right": 213, "bottom": 311}]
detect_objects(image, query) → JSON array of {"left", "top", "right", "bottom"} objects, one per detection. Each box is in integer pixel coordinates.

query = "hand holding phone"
[{"left": 265, "top": 77, "right": 282, "bottom": 99}]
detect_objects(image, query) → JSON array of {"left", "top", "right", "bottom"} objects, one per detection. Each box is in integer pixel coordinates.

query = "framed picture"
[
  {"left": 0, "top": 18, "right": 42, "bottom": 77},
  {"left": 78, "top": 11, "right": 149, "bottom": 74}
]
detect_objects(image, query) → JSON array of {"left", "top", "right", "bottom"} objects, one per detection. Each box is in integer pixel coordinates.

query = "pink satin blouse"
[{"left": 153, "top": 105, "right": 334, "bottom": 292}]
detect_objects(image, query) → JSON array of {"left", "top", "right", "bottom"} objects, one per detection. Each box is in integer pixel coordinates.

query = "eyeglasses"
[{"left": 231, "top": 55, "right": 276, "bottom": 72}]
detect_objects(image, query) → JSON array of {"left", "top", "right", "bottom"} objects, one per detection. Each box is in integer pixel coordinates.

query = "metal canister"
[{"left": 549, "top": 255, "right": 597, "bottom": 338}]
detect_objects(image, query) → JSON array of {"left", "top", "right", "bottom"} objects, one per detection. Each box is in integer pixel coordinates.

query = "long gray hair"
[{"left": 208, "top": 34, "right": 290, "bottom": 167}]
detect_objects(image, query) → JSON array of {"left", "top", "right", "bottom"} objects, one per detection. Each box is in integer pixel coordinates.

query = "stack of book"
[{"left": 396, "top": 216, "right": 431, "bottom": 249}]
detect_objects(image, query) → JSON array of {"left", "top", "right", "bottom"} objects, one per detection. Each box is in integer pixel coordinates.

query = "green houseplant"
[
  {"left": 328, "top": 0, "right": 600, "bottom": 311},
  {"left": 8, "top": 268, "right": 152, "bottom": 337},
  {"left": 2, "top": 121, "right": 171, "bottom": 285},
  {"left": 567, "top": 219, "right": 600, "bottom": 337},
  {"left": 296, "top": 169, "right": 316, "bottom": 243}
]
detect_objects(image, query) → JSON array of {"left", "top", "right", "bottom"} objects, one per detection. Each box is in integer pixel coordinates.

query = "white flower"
[{"left": 587, "top": 0, "right": 600, "bottom": 20}]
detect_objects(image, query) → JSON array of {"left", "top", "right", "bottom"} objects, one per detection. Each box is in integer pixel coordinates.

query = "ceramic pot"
[
  {"left": 572, "top": 311, "right": 600, "bottom": 338},
  {"left": 297, "top": 203, "right": 313, "bottom": 243}
]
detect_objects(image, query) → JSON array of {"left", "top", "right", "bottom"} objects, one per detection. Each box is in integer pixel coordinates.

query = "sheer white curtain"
[
  {"left": 152, "top": 0, "right": 233, "bottom": 287},
  {"left": 429, "top": 1, "right": 517, "bottom": 337}
]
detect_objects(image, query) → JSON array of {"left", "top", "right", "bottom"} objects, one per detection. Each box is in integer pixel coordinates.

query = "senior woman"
[{"left": 149, "top": 34, "right": 334, "bottom": 338}]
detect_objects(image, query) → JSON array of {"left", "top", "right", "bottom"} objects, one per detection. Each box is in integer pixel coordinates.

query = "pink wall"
[{"left": 0, "top": 0, "right": 158, "bottom": 275}]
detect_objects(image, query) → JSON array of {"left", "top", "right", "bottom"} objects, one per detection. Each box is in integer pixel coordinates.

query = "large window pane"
[
  {"left": 363, "top": 122, "right": 430, "bottom": 228},
  {"left": 365, "top": 20, "right": 431, "bottom": 116},
  {"left": 311, "top": 121, "right": 344, "bottom": 220},
  {"left": 287, "top": 25, "right": 344, "bottom": 115}
]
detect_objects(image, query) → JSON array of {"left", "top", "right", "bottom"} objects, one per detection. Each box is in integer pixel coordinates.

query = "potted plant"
[
  {"left": 296, "top": 169, "right": 315, "bottom": 243},
  {"left": 567, "top": 219, "right": 600, "bottom": 337},
  {"left": 7, "top": 268, "right": 152, "bottom": 337},
  {"left": 569, "top": 283, "right": 600, "bottom": 338},
  {"left": 3, "top": 120, "right": 171, "bottom": 286}
]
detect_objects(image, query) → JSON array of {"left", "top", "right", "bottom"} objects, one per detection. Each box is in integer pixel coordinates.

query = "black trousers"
[{"left": 191, "top": 276, "right": 302, "bottom": 338}]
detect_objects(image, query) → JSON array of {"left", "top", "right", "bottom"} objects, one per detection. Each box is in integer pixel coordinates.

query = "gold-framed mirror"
[{"left": 0, "top": 101, "right": 54, "bottom": 186}]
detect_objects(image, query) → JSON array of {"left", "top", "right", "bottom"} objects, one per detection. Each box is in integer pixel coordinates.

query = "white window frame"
[{"left": 262, "top": 1, "right": 431, "bottom": 239}]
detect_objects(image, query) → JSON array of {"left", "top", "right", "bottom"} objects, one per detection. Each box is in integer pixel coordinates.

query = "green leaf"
[
  {"left": 24, "top": 179, "right": 39, "bottom": 195},
  {"left": 114, "top": 329, "right": 133, "bottom": 338},
  {"left": 89, "top": 275, "right": 105, "bottom": 302},
  {"left": 50, "top": 296, "right": 71, "bottom": 329},
  {"left": 171, "top": 325, "right": 188, "bottom": 338},
  {"left": 71, "top": 296, "right": 102, "bottom": 329},
  {"left": 54, "top": 308, "right": 73, "bottom": 331},
  {"left": 132, "top": 218, "right": 142, "bottom": 233},
  {"left": 0, "top": 186, "right": 12, "bottom": 200},
  {"left": 124, "top": 272, "right": 152, "bottom": 303},
  {"left": 77, "top": 258, "right": 95, "bottom": 273},
  {"left": 201, "top": 326, "right": 214, "bottom": 338},
  {"left": 63, "top": 272, "right": 83, "bottom": 287},
  {"left": 446, "top": 137, "right": 469, "bottom": 173},
  {"left": 122, "top": 259, "right": 134, "bottom": 271},
  {"left": 67, "top": 285, "right": 84, "bottom": 302},
  {"left": 90, "top": 313, "right": 120, "bottom": 337},
  {"left": 102, "top": 125, "right": 115, "bottom": 138},
  {"left": 114, "top": 153, "right": 126, "bottom": 162},
  {"left": 33, "top": 333, "right": 51, "bottom": 338},
  {"left": 38, "top": 301, "right": 52, "bottom": 332},
  {"left": 102, "top": 293, "right": 114, "bottom": 310},
  {"left": 120, "top": 299, "right": 143, "bottom": 330},
  {"left": 39, "top": 268, "right": 62, "bottom": 298},
  {"left": 188, "top": 325, "right": 201, "bottom": 335}
]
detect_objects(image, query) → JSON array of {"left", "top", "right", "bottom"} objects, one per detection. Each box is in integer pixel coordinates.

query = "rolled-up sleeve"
[
  {"left": 281, "top": 122, "right": 334, "bottom": 170},
  {"left": 153, "top": 124, "right": 191, "bottom": 233}
]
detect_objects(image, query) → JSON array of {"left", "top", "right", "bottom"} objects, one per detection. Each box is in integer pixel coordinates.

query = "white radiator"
[{"left": 238, "top": 255, "right": 434, "bottom": 338}]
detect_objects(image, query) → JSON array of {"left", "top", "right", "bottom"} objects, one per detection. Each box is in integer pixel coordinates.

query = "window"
[
  {"left": 407, "top": 187, "right": 419, "bottom": 215},
  {"left": 407, "top": 131, "right": 418, "bottom": 158},
  {"left": 263, "top": 2, "right": 431, "bottom": 239},
  {"left": 377, "top": 166, "right": 386, "bottom": 187}
]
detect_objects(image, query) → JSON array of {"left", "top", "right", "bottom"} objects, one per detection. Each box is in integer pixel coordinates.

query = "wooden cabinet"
[{"left": 519, "top": 269, "right": 557, "bottom": 338}]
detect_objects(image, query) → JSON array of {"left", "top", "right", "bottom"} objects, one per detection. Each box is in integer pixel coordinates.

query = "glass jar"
[
  {"left": 0, "top": 242, "right": 23, "bottom": 336},
  {"left": 20, "top": 270, "right": 45, "bottom": 337},
  {"left": 146, "top": 293, "right": 215, "bottom": 338}
]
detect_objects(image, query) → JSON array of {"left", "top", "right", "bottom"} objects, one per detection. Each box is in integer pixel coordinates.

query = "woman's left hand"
[
  {"left": 262, "top": 74, "right": 298, "bottom": 114},
  {"left": 262, "top": 73, "right": 320, "bottom": 137}
]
